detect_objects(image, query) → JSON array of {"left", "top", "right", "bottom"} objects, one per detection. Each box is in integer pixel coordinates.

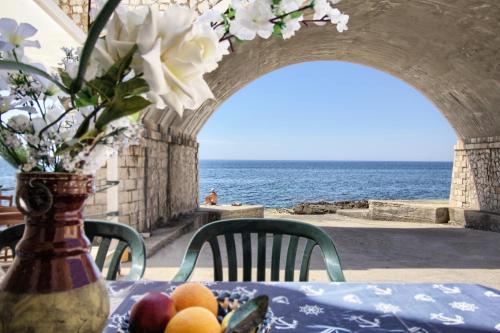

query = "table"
[{"left": 105, "top": 281, "right": 500, "bottom": 333}]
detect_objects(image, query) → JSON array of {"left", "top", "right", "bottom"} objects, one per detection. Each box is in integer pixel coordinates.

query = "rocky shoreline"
[{"left": 272, "top": 200, "right": 369, "bottom": 215}]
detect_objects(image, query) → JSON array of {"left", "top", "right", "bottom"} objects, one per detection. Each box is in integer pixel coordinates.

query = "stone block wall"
[
  {"left": 168, "top": 136, "right": 199, "bottom": 219},
  {"left": 54, "top": 0, "right": 89, "bottom": 31},
  {"left": 84, "top": 166, "right": 108, "bottom": 219},
  {"left": 116, "top": 130, "right": 198, "bottom": 232},
  {"left": 450, "top": 137, "right": 500, "bottom": 213}
]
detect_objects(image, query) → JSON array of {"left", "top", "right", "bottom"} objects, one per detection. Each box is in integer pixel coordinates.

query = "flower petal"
[
  {"left": 21, "top": 39, "right": 41, "bottom": 49},
  {"left": 0, "top": 18, "right": 17, "bottom": 35},
  {"left": 17, "top": 23, "right": 37, "bottom": 38},
  {"left": 0, "top": 40, "right": 15, "bottom": 52}
]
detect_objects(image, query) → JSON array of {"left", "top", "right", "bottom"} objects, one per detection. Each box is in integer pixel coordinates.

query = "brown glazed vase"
[{"left": 0, "top": 172, "right": 109, "bottom": 333}]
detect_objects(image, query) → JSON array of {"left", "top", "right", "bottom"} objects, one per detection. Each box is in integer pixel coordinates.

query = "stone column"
[
  {"left": 167, "top": 135, "right": 199, "bottom": 220},
  {"left": 117, "top": 130, "right": 198, "bottom": 233},
  {"left": 449, "top": 137, "right": 500, "bottom": 230}
]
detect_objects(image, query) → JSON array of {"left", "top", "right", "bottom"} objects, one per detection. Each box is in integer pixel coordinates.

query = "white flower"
[
  {"left": 328, "top": 8, "right": 349, "bottom": 32},
  {"left": 282, "top": 16, "right": 302, "bottom": 39},
  {"left": 7, "top": 114, "right": 30, "bottom": 132},
  {"left": 312, "top": 0, "right": 348, "bottom": 31},
  {"left": 276, "top": 0, "right": 304, "bottom": 14},
  {"left": 137, "top": 6, "right": 225, "bottom": 116},
  {"left": 0, "top": 18, "right": 40, "bottom": 57},
  {"left": 230, "top": 0, "right": 275, "bottom": 40},
  {"left": 93, "top": 5, "right": 148, "bottom": 71}
]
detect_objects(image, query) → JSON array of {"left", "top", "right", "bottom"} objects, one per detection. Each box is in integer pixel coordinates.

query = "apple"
[{"left": 129, "top": 292, "right": 177, "bottom": 333}]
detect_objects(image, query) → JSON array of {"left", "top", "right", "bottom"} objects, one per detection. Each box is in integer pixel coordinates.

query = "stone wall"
[
  {"left": 450, "top": 137, "right": 500, "bottom": 213},
  {"left": 116, "top": 130, "right": 198, "bottom": 232},
  {"left": 83, "top": 166, "right": 108, "bottom": 219},
  {"left": 54, "top": 0, "right": 89, "bottom": 31},
  {"left": 168, "top": 136, "right": 199, "bottom": 219}
]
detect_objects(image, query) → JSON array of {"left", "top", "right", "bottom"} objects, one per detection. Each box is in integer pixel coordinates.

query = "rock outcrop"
[{"left": 292, "top": 200, "right": 369, "bottom": 215}]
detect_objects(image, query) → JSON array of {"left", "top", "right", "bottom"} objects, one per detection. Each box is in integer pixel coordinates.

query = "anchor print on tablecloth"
[
  {"left": 414, "top": 294, "right": 436, "bottom": 303},
  {"left": 485, "top": 290, "right": 500, "bottom": 298},
  {"left": 343, "top": 294, "right": 363, "bottom": 304},
  {"left": 345, "top": 315, "right": 380, "bottom": 328},
  {"left": 268, "top": 308, "right": 298, "bottom": 330},
  {"left": 272, "top": 296, "right": 290, "bottom": 304},
  {"left": 432, "top": 284, "right": 461, "bottom": 294},
  {"left": 430, "top": 313, "right": 465, "bottom": 326},
  {"left": 367, "top": 285, "right": 392, "bottom": 296},
  {"left": 307, "top": 325, "right": 352, "bottom": 333},
  {"left": 300, "top": 285, "right": 325, "bottom": 297}
]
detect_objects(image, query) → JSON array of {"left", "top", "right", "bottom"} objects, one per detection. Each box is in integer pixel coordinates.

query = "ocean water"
[
  {"left": 199, "top": 160, "right": 453, "bottom": 208},
  {"left": 0, "top": 159, "right": 16, "bottom": 193},
  {"left": 0, "top": 159, "right": 453, "bottom": 208}
]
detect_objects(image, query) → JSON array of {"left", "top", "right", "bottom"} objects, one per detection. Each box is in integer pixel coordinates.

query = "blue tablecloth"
[{"left": 105, "top": 281, "right": 500, "bottom": 333}]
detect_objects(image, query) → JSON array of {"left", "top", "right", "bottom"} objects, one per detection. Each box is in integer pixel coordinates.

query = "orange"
[
  {"left": 164, "top": 307, "right": 221, "bottom": 333},
  {"left": 171, "top": 282, "right": 218, "bottom": 316}
]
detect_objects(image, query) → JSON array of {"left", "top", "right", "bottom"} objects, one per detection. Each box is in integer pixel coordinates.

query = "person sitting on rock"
[{"left": 204, "top": 188, "right": 218, "bottom": 205}]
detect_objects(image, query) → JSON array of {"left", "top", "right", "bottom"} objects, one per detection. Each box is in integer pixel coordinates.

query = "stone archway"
[{"left": 109, "top": 0, "right": 500, "bottom": 231}]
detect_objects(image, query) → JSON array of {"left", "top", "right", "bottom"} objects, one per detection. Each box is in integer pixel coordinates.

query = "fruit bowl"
[
  {"left": 116, "top": 309, "right": 272, "bottom": 333},
  {"left": 117, "top": 292, "right": 273, "bottom": 333}
]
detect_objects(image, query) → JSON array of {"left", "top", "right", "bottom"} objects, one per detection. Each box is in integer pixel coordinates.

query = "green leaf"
[
  {"left": 104, "top": 44, "right": 137, "bottom": 83},
  {"left": 75, "top": 87, "right": 99, "bottom": 107},
  {"left": 225, "top": 7, "right": 236, "bottom": 19},
  {"left": 272, "top": 0, "right": 281, "bottom": 5},
  {"left": 225, "top": 296, "right": 269, "bottom": 333},
  {"left": 58, "top": 69, "right": 73, "bottom": 89},
  {"left": 116, "top": 77, "right": 149, "bottom": 97},
  {"left": 290, "top": 11, "right": 303, "bottom": 19},
  {"left": 71, "top": 0, "right": 123, "bottom": 94},
  {"left": 85, "top": 45, "right": 139, "bottom": 101},
  {"left": 273, "top": 24, "right": 283, "bottom": 37},
  {"left": 94, "top": 95, "right": 150, "bottom": 131},
  {"left": 0, "top": 60, "right": 70, "bottom": 93}
]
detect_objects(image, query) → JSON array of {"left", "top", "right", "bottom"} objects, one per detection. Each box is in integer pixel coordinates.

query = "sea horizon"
[{"left": 1, "top": 159, "right": 453, "bottom": 208}]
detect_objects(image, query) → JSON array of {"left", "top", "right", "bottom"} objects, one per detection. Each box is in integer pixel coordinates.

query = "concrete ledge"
[
  {"left": 368, "top": 200, "right": 450, "bottom": 224},
  {"left": 449, "top": 208, "right": 500, "bottom": 233},
  {"left": 144, "top": 211, "right": 211, "bottom": 258},
  {"left": 198, "top": 204, "right": 264, "bottom": 220},
  {"left": 336, "top": 209, "right": 370, "bottom": 219}
]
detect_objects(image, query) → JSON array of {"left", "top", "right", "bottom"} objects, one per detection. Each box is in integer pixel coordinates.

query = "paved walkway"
[{"left": 144, "top": 212, "right": 500, "bottom": 289}]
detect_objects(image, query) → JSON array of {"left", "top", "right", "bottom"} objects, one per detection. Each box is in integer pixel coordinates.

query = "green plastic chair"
[
  {"left": 173, "top": 218, "right": 345, "bottom": 282},
  {"left": 0, "top": 219, "right": 146, "bottom": 281}
]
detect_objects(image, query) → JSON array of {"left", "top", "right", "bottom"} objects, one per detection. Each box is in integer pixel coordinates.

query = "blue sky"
[{"left": 198, "top": 61, "right": 456, "bottom": 162}]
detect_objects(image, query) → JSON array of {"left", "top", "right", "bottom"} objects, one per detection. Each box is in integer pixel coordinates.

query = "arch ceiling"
[{"left": 143, "top": 0, "right": 500, "bottom": 140}]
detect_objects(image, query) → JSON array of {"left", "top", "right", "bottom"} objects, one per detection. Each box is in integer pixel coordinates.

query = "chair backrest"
[
  {"left": 0, "top": 220, "right": 146, "bottom": 281},
  {"left": 0, "top": 195, "right": 13, "bottom": 207},
  {"left": 173, "top": 218, "right": 345, "bottom": 282}
]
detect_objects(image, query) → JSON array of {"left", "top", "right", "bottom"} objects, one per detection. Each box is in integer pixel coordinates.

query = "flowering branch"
[
  {"left": 0, "top": 60, "right": 70, "bottom": 93},
  {"left": 0, "top": 0, "right": 348, "bottom": 174}
]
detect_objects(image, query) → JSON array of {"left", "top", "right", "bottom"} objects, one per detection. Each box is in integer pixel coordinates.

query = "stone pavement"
[{"left": 143, "top": 212, "right": 500, "bottom": 289}]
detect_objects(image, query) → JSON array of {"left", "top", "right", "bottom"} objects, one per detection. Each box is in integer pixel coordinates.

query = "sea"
[
  {"left": 199, "top": 160, "right": 453, "bottom": 208},
  {"left": 1, "top": 159, "right": 453, "bottom": 208}
]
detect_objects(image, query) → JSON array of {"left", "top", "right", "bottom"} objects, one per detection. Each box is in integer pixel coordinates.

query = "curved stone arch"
[
  {"left": 144, "top": 0, "right": 500, "bottom": 140},
  {"left": 133, "top": 0, "right": 500, "bottom": 228}
]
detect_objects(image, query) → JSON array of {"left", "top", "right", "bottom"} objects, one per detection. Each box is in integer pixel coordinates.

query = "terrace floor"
[{"left": 144, "top": 211, "right": 500, "bottom": 289}]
